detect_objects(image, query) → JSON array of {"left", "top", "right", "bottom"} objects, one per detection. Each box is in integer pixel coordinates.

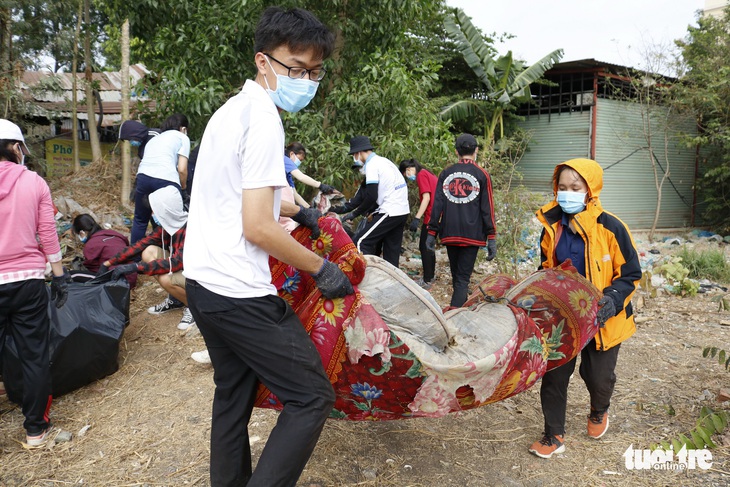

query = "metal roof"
[
  {"left": 546, "top": 58, "right": 678, "bottom": 82},
  {"left": 21, "top": 64, "right": 148, "bottom": 94},
  {"left": 20, "top": 64, "right": 153, "bottom": 118}
]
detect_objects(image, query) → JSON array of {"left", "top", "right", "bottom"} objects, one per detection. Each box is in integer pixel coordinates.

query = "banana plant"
[{"left": 442, "top": 8, "right": 563, "bottom": 147}]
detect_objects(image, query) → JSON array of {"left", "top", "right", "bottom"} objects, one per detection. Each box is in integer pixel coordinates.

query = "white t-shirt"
[
  {"left": 364, "top": 153, "right": 410, "bottom": 216},
  {"left": 183, "top": 80, "right": 287, "bottom": 298},
  {"left": 137, "top": 130, "right": 190, "bottom": 183}
]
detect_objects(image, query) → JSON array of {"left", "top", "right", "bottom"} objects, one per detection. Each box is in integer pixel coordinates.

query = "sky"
[{"left": 445, "top": 0, "right": 706, "bottom": 71}]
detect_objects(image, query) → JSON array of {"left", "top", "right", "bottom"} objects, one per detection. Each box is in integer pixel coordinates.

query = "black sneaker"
[
  {"left": 416, "top": 278, "right": 434, "bottom": 291},
  {"left": 147, "top": 297, "right": 185, "bottom": 315}
]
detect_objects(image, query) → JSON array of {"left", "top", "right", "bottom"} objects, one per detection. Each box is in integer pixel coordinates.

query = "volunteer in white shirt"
[
  {"left": 183, "top": 7, "right": 353, "bottom": 487},
  {"left": 343, "top": 135, "right": 409, "bottom": 267},
  {"left": 132, "top": 113, "right": 190, "bottom": 243}
]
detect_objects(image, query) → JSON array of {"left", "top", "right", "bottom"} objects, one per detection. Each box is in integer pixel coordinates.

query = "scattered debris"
[{"left": 717, "top": 389, "right": 730, "bottom": 403}]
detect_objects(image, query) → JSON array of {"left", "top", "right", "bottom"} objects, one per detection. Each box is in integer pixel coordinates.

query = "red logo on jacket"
[{"left": 443, "top": 172, "right": 480, "bottom": 204}]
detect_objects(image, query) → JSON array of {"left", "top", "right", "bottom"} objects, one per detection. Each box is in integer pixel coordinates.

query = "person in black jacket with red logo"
[{"left": 426, "top": 133, "right": 497, "bottom": 308}]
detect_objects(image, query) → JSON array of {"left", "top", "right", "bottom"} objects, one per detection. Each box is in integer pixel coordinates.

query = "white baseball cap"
[{"left": 0, "top": 119, "right": 31, "bottom": 155}]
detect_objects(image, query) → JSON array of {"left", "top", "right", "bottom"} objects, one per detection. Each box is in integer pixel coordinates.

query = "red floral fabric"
[{"left": 257, "top": 217, "right": 601, "bottom": 419}]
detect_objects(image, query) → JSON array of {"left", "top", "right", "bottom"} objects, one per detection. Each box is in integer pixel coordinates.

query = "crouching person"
[{"left": 101, "top": 186, "right": 194, "bottom": 331}]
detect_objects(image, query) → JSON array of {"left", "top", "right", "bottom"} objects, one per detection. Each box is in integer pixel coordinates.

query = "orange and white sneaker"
[
  {"left": 587, "top": 408, "right": 609, "bottom": 439},
  {"left": 528, "top": 434, "right": 565, "bottom": 459}
]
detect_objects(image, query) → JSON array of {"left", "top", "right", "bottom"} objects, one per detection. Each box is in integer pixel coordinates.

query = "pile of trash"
[{"left": 634, "top": 230, "right": 730, "bottom": 297}]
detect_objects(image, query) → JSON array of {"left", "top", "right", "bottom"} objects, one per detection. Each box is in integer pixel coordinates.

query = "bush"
[{"left": 676, "top": 247, "right": 730, "bottom": 284}]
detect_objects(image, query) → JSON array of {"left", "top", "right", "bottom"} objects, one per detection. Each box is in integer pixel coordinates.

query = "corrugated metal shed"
[
  {"left": 595, "top": 98, "right": 696, "bottom": 229},
  {"left": 517, "top": 110, "right": 591, "bottom": 194},
  {"left": 516, "top": 99, "right": 697, "bottom": 230},
  {"left": 515, "top": 59, "right": 697, "bottom": 230}
]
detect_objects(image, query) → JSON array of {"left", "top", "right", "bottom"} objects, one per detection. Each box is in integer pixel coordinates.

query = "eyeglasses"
[{"left": 264, "top": 53, "right": 327, "bottom": 81}]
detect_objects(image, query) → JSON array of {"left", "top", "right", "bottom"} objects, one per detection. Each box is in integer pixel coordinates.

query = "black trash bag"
[{"left": 2, "top": 273, "right": 130, "bottom": 402}]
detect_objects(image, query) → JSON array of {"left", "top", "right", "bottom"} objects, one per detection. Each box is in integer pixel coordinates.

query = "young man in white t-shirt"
[
  {"left": 344, "top": 135, "right": 410, "bottom": 267},
  {"left": 183, "top": 7, "right": 352, "bottom": 487}
]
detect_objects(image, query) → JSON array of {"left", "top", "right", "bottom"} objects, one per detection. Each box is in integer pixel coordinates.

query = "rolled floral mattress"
[{"left": 257, "top": 216, "right": 601, "bottom": 419}]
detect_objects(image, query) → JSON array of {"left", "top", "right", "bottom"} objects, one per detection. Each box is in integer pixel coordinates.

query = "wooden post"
[
  {"left": 71, "top": 0, "right": 82, "bottom": 172},
  {"left": 83, "top": 0, "right": 101, "bottom": 163},
  {"left": 120, "top": 19, "right": 131, "bottom": 207}
]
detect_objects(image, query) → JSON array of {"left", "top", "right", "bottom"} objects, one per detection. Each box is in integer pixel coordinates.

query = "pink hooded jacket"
[{"left": 0, "top": 161, "right": 62, "bottom": 284}]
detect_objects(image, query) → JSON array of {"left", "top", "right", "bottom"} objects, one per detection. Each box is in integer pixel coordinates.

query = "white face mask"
[
  {"left": 264, "top": 57, "right": 319, "bottom": 113},
  {"left": 15, "top": 143, "right": 25, "bottom": 166},
  {"left": 556, "top": 191, "right": 588, "bottom": 214}
]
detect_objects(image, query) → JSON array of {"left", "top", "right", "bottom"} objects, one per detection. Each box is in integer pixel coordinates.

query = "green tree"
[
  {"left": 102, "top": 0, "right": 259, "bottom": 134},
  {"left": 100, "top": 1, "right": 454, "bottom": 187},
  {"left": 102, "top": 0, "right": 449, "bottom": 136},
  {"left": 441, "top": 8, "right": 562, "bottom": 150},
  {"left": 286, "top": 50, "right": 454, "bottom": 199},
  {"left": 10, "top": 0, "right": 107, "bottom": 72},
  {"left": 675, "top": 6, "right": 730, "bottom": 232}
]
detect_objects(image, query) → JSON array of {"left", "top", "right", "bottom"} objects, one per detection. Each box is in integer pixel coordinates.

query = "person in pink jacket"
[{"left": 0, "top": 119, "right": 68, "bottom": 447}]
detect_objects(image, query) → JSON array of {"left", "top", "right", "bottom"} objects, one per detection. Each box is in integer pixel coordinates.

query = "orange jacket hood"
[{"left": 552, "top": 158, "right": 603, "bottom": 201}]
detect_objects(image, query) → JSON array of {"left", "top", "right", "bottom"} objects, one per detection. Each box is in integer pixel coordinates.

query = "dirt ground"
[{"left": 1, "top": 166, "right": 730, "bottom": 486}]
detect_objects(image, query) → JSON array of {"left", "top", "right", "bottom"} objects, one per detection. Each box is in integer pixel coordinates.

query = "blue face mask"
[
  {"left": 77, "top": 234, "right": 87, "bottom": 244},
  {"left": 407, "top": 174, "right": 416, "bottom": 182},
  {"left": 265, "top": 57, "right": 319, "bottom": 113},
  {"left": 557, "top": 191, "right": 587, "bottom": 214},
  {"left": 152, "top": 214, "right": 161, "bottom": 226},
  {"left": 291, "top": 154, "right": 301, "bottom": 168},
  {"left": 129, "top": 140, "right": 141, "bottom": 147}
]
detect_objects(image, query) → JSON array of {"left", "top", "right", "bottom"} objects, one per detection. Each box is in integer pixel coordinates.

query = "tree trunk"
[
  {"left": 120, "top": 19, "right": 131, "bottom": 207},
  {"left": 83, "top": 0, "right": 102, "bottom": 163},
  {"left": 643, "top": 89, "right": 672, "bottom": 242},
  {"left": 650, "top": 110, "right": 672, "bottom": 238},
  {"left": 0, "top": 8, "right": 11, "bottom": 77},
  {"left": 71, "top": 0, "right": 82, "bottom": 172},
  {"left": 322, "top": 12, "right": 346, "bottom": 132},
  {"left": 1, "top": 8, "right": 13, "bottom": 119}
]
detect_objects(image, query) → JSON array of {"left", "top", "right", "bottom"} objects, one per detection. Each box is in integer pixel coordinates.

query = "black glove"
[
  {"left": 318, "top": 183, "right": 336, "bottom": 195},
  {"left": 425, "top": 234, "right": 436, "bottom": 252},
  {"left": 596, "top": 295, "right": 617, "bottom": 327},
  {"left": 51, "top": 272, "right": 70, "bottom": 308},
  {"left": 291, "top": 206, "right": 322, "bottom": 240},
  {"left": 486, "top": 239, "right": 497, "bottom": 261},
  {"left": 409, "top": 217, "right": 421, "bottom": 233},
  {"left": 329, "top": 205, "right": 347, "bottom": 214},
  {"left": 312, "top": 260, "right": 354, "bottom": 299},
  {"left": 96, "top": 264, "right": 110, "bottom": 277},
  {"left": 111, "top": 263, "right": 139, "bottom": 280},
  {"left": 342, "top": 212, "right": 356, "bottom": 223}
]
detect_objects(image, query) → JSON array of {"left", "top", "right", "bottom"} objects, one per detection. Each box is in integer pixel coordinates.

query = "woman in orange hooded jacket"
[{"left": 528, "top": 158, "right": 641, "bottom": 459}]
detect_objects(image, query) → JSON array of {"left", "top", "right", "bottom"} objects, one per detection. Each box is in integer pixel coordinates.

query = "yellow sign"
[{"left": 45, "top": 138, "right": 117, "bottom": 178}]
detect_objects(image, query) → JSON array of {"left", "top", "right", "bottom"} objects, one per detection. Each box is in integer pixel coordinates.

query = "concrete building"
[{"left": 704, "top": 0, "right": 729, "bottom": 18}]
